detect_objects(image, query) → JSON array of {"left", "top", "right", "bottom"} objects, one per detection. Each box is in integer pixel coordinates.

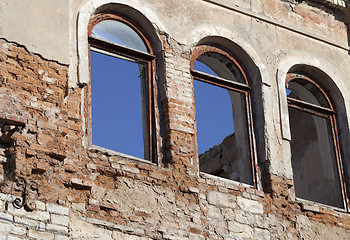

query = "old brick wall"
[{"left": 1, "top": 0, "right": 350, "bottom": 239}]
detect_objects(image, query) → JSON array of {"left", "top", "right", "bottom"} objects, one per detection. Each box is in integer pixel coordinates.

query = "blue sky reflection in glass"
[
  {"left": 91, "top": 20, "right": 148, "bottom": 53},
  {"left": 91, "top": 50, "right": 146, "bottom": 159},
  {"left": 193, "top": 61, "right": 235, "bottom": 155},
  {"left": 286, "top": 87, "right": 291, "bottom": 96}
]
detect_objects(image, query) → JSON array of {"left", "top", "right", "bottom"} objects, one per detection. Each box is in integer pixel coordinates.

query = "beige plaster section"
[
  {"left": 204, "top": 0, "right": 348, "bottom": 50},
  {"left": 90, "top": 177, "right": 177, "bottom": 224},
  {"left": 0, "top": 0, "right": 70, "bottom": 64},
  {"left": 70, "top": 213, "right": 152, "bottom": 239},
  {"left": 296, "top": 215, "right": 350, "bottom": 239}
]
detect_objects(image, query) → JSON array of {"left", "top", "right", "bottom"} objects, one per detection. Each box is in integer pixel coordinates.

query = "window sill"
[
  {"left": 88, "top": 145, "right": 157, "bottom": 166},
  {"left": 295, "top": 197, "right": 348, "bottom": 215},
  {"left": 199, "top": 172, "right": 255, "bottom": 189}
]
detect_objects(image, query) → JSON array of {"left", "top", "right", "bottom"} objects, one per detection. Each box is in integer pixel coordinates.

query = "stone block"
[
  {"left": 71, "top": 203, "right": 85, "bottom": 213},
  {"left": 55, "top": 236, "right": 69, "bottom": 240},
  {"left": 207, "top": 191, "right": 237, "bottom": 208},
  {"left": 10, "top": 225, "right": 26, "bottom": 235},
  {"left": 46, "top": 203, "right": 69, "bottom": 216},
  {"left": 8, "top": 236, "right": 23, "bottom": 240},
  {"left": 188, "top": 233, "right": 205, "bottom": 240},
  {"left": 235, "top": 210, "right": 256, "bottom": 225},
  {"left": 7, "top": 203, "right": 50, "bottom": 221},
  {"left": 301, "top": 203, "right": 319, "bottom": 212},
  {"left": 220, "top": 208, "right": 235, "bottom": 221},
  {"left": 0, "top": 193, "right": 11, "bottom": 201},
  {"left": 86, "top": 218, "right": 117, "bottom": 229},
  {"left": 72, "top": 216, "right": 114, "bottom": 240},
  {"left": 29, "top": 211, "right": 50, "bottom": 221},
  {"left": 51, "top": 214, "right": 69, "bottom": 227},
  {"left": 0, "top": 212, "right": 13, "bottom": 223},
  {"left": 112, "top": 231, "right": 152, "bottom": 240},
  {"left": 228, "top": 221, "right": 253, "bottom": 238},
  {"left": 0, "top": 222, "right": 12, "bottom": 234},
  {"left": 46, "top": 224, "right": 69, "bottom": 235},
  {"left": 28, "top": 229, "right": 54, "bottom": 240},
  {"left": 35, "top": 201, "right": 46, "bottom": 211},
  {"left": 188, "top": 187, "right": 199, "bottom": 193},
  {"left": 14, "top": 216, "right": 39, "bottom": 228},
  {"left": 70, "top": 178, "right": 93, "bottom": 188},
  {"left": 254, "top": 228, "right": 271, "bottom": 240},
  {"left": 39, "top": 222, "right": 46, "bottom": 231},
  {"left": 207, "top": 205, "right": 221, "bottom": 219},
  {"left": 121, "top": 165, "right": 140, "bottom": 174},
  {"left": 237, "top": 196, "right": 264, "bottom": 214}
]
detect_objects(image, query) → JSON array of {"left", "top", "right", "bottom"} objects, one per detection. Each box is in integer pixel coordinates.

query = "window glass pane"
[
  {"left": 286, "top": 78, "right": 330, "bottom": 108},
  {"left": 91, "top": 50, "right": 148, "bottom": 159},
  {"left": 195, "top": 79, "right": 253, "bottom": 185},
  {"left": 193, "top": 52, "right": 246, "bottom": 84},
  {"left": 193, "top": 60, "right": 217, "bottom": 76},
  {"left": 288, "top": 107, "right": 343, "bottom": 208},
  {"left": 91, "top": 20, "right": 148, "bottom": 53}
]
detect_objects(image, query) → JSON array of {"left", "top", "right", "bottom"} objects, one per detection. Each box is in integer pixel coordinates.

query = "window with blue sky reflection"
[{"left": 91, "top": 51, "right": 146, "bottom": 159}]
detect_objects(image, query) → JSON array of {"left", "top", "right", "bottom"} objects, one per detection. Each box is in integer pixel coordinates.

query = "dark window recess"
[
  {"left": 191, "top": 46, "right": 256, "bottom": 186},
  {"left": 286, "top": 73, "right": 347, "bottom": 209}
]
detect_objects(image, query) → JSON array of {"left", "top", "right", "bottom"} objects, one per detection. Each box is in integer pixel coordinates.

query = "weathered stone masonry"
[{"left": 1, "top": 0, "right": 350, "bottom": 239}]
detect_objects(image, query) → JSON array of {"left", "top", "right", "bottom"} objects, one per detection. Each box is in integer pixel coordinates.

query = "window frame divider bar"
[
  {"left": 287, "top": 97, "right": 335, "bottom": 116},
  {"left": 191, "top": 69, "right": 251, "bottom": 92},
  {"left": 89, "top": 36, "right": 155, "bottom": 62}
]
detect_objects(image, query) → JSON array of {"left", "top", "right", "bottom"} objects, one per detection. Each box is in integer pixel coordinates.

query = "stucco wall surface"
[{"left": 0, "top": 0, "right": 70, "bottom": 64}]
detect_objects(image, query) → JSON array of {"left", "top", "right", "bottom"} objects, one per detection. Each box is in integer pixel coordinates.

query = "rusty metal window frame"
[
  {"left": 190, "top": 45, "right": 259, "bottom": 188},
  {"left": 87, "top": 13, "right": 159, "bottom": 163},
  {"left": 286, "top": 72, "right": 349, "bottom": 210}
]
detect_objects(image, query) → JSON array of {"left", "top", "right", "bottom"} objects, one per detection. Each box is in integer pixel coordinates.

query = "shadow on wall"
[
  {"left": 347, "top": 21, "right": 350, "bottom": 55},
  {"left": 343, "top": 8, "right": 350, "bottom": 55}
]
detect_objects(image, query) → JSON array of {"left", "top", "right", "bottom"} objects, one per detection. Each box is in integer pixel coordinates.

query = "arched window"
[
  {"left": 286, "top": 72, "right": 347, "bottom": 209},
  {"left": 190, "top": 45, "right": 256, "bottom": 186},
  {"left": 88, "top": 13, "right": 158, "bottom": 162}
]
